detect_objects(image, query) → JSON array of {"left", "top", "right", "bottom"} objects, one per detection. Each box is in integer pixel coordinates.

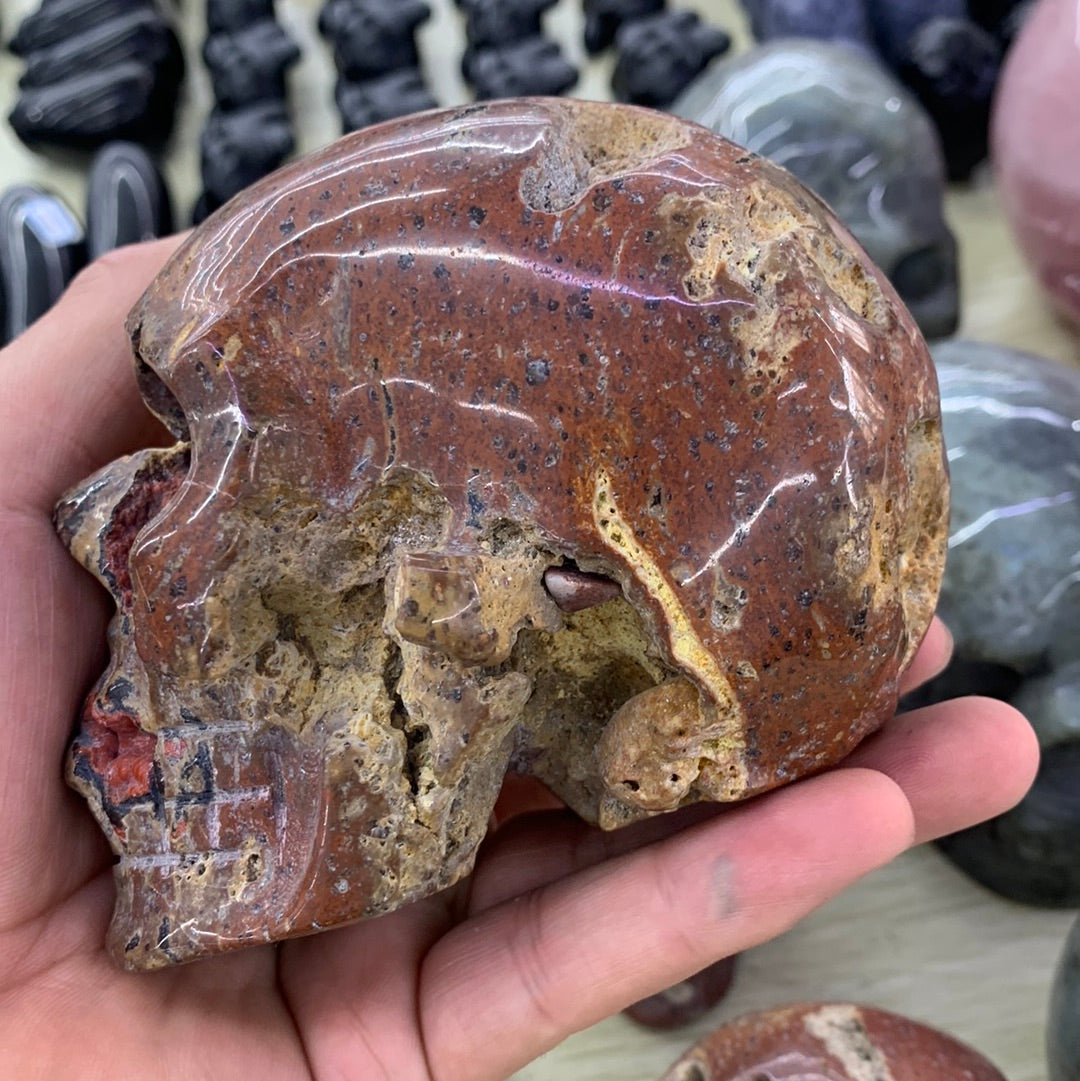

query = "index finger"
[{"left": 0, "top": 236, "right": 184, "bottom": 514}]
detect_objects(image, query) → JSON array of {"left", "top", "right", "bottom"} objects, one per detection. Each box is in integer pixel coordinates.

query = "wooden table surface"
[{"left": 1, "top": 2, "right": 1076, "bottom": 1079}]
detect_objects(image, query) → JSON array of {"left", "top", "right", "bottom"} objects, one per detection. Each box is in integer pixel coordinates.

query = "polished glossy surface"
[
  {"left": 658, "top": 1002, "right": 1008, "bottom": 1080},
  {"left": 1048, "top": 915, "right": 1080, "bottom": 1081},
  {"left": 865, "top": 0, "right": 969, "bottom": 69},
  {"left": 0, "top": 184, "right": 86, "bottom": 345},
  {"left": 335, "top": 69, "right": 438, "bottom": 133},
  {"left": 86, "top": 142, "right": 173, "bottom": 259},
  {"left": 319, "top": 0, "right": 431, "bottom": 79},
  {"left": 624, "top": 956, "right": 737, "bottom": 1030},
  {"left": 931, "top": 340, "right": 1079, "bottom": 674},
  {"left": 7, "top": 0, "right": 184, "bottom": 151},
  {"left": 55, "top": 98, "right": 947, "bottom": 968},
  {"left": 195, "top": 101, "right": 295, "bottom": 222},
  {"left": 461, "top": 0, "right": 558, "bottom": 80},
  {"left": 925, "top": 339, "right": 1080, "bottom": 906},
  {"left": 674, "top": 40, "right": 958, "bottom": 340},
  {"left": 993, "top": 0, "right": 1080, "bottom": 325},
  {"left": 467, "top": 37, "right": 578, "bottom": 97}
]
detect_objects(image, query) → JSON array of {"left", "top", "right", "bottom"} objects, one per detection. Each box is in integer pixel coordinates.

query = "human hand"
[{"left": 0, "top": 239, "right": 1039, "bottom": 1081}]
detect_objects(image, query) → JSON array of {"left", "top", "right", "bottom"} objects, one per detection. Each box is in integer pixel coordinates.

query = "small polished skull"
[{"left": 56, "top": 99, "right": 948, "bottom": 969}]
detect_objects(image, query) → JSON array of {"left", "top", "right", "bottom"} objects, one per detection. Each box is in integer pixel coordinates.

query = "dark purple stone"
[
  {"left": 202, "top": 19, "right": 300, "bottom": 111},
  {"left": 898, "top": 15, "right": 1002, "bottom": 180},
  {"left": 319, "top": 0, "right": 431, "bottom": 79},
  {"left": 466, "top": 37, "right": 577, "bottom": 98},
  {"left": 582, "top": 0, "right": 666, "bottom": 54},
  {"left": 740, "top": 0, "right": 875, "bottom": 52},
  {"left": 335, "top": 69, "right": 438, "bottom": 133},
  {"left": 611, "top": 10, "right": 730, "bottom": 107},
  {"left": 964, "top": 0, "right": 1035, "bottom": 46},
  {"left": 624, "top": 955, "right": 737, "bottom": 1029},
  {"left": 17, "top": 9, "right": 182, "bottom": 91},
  {"left": 206, "top": 0, "right": 277, "bottom": 36},
  {"left": 9, "top": 0, "right": 160, "bottom": 57},
  {"left": 864, "top": 0, "right": 967, "bottom": 68},
  {"left": 195, "top": 101, "right": 294, "bottom": 222},
  {"left": 461, "top": 0, "right": 558, "bottom": 81},
  {"left": 10, "top": 60, "right": 180, "bottom": 150}
]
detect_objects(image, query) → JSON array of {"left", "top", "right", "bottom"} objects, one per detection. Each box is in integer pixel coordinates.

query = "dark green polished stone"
[
  {"left": 1049, "top": 915, "right": 1080, "bottom": 1081},
  {"left": 918, "top": 341, "right": 1080, "bottom": 907}
]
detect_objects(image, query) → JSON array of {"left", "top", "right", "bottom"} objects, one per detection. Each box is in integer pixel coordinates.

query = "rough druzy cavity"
[{"left": 56, "top": 98, "right": 948, "bottom": 969}]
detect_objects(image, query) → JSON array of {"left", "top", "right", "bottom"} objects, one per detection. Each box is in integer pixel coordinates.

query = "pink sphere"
[{"left": 992, "top": 0, "right": 1080, "bottom": 325}]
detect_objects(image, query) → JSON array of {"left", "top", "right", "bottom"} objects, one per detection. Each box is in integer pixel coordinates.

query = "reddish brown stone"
[
  {"left": 624, "top": 955, "right": 738, "bottom": 1029},
  {"left": 55, "top": 98, "right": 948, "bottom": 969},
  {"left": 658, "top": 1002, "right": 1007, "bottom": 1080}
]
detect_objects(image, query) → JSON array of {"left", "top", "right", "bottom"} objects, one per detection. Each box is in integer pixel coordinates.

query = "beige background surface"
[{"left": 1, "top": 1, "right": 1077, "bottom": 1078}]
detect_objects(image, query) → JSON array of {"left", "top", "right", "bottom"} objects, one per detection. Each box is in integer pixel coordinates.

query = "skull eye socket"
[
  {"left": 134, "top": 352, "right": 190, "bottom": 441},
  {"left": 891, "top": 245, "right": 947, "bottom": 302}
]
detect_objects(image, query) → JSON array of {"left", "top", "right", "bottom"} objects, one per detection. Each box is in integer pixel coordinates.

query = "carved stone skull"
[
  {"left": 56, "top": 98, "right": 948, "bottom": 969},
  {"left": 674, "top": 39, "right": 961, "bottom": 340}
]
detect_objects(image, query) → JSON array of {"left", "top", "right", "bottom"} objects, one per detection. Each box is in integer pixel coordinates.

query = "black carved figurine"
[
  {"left": 86, "top": 142, "right": 173, "bottom": 259},
  {"left": 612, "top": 10, "right": 730, "bottom": 107},
  {"left": 582, "top": 0, "right": 666, "bottom": 54},
  {"left": 460, "top": 0, "right": 558, "bottom": 80},
  {"left": 202, "top": 19, "right": 301, "bottom": 110},
  {"left": 194, "top": 102, "right": 295, "bottom": 223},
  {"left": 319, "top": 0, "right": 431, "bottom": 79},
  {"left": 8, "top": 0, "right": 184, "bottom": 150},
  {"left": 335, "top": 69, "right": 438, "bottom": 132},
  {"left": 206, "top": 0, "right": 278, "bottom": 35},
  {"left": 467, "top": 37, "right": 578, "bottom": 99}
]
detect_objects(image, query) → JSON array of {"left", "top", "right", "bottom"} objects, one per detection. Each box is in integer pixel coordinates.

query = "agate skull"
[{"left": 56, "top": 98, "right": 948, "bottom": 968}]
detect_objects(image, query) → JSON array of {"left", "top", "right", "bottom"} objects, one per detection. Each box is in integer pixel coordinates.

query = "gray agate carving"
[
  {"left": 1049, "top": 914, "right": 1080, "bottom": 1081},
  {"left": 673, "top": 38, "right": 959, "bottom": 340},
  {"left": 926, "top": 339, "right": 1080, "bottom": 907}
]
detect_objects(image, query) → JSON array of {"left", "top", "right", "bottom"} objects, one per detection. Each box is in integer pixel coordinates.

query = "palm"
[{"left": 0, "top": 241, "right": 1040, "bottom": 1081}]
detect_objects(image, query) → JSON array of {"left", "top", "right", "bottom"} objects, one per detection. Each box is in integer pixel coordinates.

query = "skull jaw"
[{"left": 70, "top": 677, "right": 513, "bottom": 970}]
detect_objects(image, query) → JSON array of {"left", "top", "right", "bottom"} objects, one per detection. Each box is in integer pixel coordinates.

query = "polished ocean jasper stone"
[
  {"left": 673, "top": 39, "right": 959, "bottom": 341},
  {"left": 657, "top": 1002, "right": 1007, "bottom": 1080},
  {"left": 54, "top": 98, "right": 947, "bottom": 969},
  {"left": 921, "top": 340, "right": 1080, "bottom": 906}
]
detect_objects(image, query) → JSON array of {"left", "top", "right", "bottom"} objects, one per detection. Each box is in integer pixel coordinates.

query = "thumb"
[{"left": 0, "top": 235, "right": 185, "bottom": 514}]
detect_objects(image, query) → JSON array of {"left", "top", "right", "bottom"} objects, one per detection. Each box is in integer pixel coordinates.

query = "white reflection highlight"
[
  {"left": 940, "top": 394, "right": 1080, "bottom": 432},
  {"left": 681, "top": 470, "right": 818, "bottom": 584},
  {"left": 831, "top": 431, "right": 859, "bottom": 506},
  {"left": 949, "top": 490, "right": 1076, "bottom": 548},
  {"left": 383, "top": 375, "right": 540, "bottom": 430}
]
